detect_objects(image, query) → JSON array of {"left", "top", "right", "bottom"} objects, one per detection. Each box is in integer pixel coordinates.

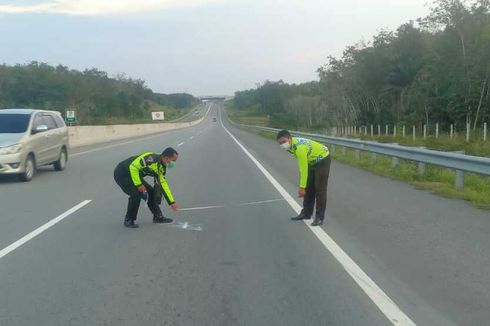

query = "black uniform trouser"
[
  {"left": 113, "top": 168, "right": 163, "bottom": 221},
  {"left": 301, "top": 155, "right": 331, "bottom": 221}
]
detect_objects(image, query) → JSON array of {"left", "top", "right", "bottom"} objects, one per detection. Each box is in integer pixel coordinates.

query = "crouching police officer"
[
  {"left": 113, "top": 147, "right": 179, "bottom": 228},
  {"left": 276, "top": 130, "right": 331, "bottom": 226}
]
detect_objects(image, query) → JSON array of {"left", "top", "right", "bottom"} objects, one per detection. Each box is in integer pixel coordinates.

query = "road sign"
[
  {"left": 151, "top": 111, "right": 165, "bottom": 121},
  {"left": 66, "top": 110, "right": 76, "bottom": 123}
]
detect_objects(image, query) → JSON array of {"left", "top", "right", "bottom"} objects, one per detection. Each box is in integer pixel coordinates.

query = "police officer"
[
  {"left": 276, "top": 130, "right": 331, "bottom": 226},
  {"left": 113, "top": 148, "right": 179, "bottom": 228}
]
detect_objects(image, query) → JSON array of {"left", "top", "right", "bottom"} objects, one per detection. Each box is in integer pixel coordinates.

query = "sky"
[{"left": 0, "top": 0, "right": 430, "bottom": 95}]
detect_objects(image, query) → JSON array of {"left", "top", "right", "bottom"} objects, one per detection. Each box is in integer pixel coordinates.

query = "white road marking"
[
  {"left": 71, "top": 103, "right": 213, "bottom": 157},
  {"left": 179, "top": 205, "right": 225, "bottom": 211},
  {"left": 220, "top": 112, "right": 416, "bottom": 326},
  {"left": 71, "top": 134, "right": 166, "bottom": 157},
  {"left": 177, "top": 142, "right": 185, "bottom": 147},
  {"left": 238, "top": 198, "right": 285, "bottom": 206},
  {"left": 0, "top": 200, "right": 92, "bottom": 260}
]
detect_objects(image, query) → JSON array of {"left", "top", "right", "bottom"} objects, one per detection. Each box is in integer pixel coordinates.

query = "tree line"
[
  {"left": 233, "top": 0, "right": 490, "bottom": 132},
  {"left": 0, "top": 61, "right": 198, "bottom": 124}
]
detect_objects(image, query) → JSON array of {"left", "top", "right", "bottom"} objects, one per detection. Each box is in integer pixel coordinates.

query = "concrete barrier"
[{"left": 68, "top": 120, "right": 201, "bottom": 147}]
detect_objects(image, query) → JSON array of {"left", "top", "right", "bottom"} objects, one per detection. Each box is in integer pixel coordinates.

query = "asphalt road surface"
[{"left": 0, "top": 101, "right": 489, "bottom": 326}]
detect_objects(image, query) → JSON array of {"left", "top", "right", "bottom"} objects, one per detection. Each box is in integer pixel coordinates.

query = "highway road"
[{"left": 0, "top": 101, "right": 489, "bottom": 325}]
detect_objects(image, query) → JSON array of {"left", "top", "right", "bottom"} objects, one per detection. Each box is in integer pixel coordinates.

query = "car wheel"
[
  {"left": 20, "top": 155, "right": 36, "bottom": 182},
  {"left": 54, "top": 148, "right": 67, "bottom": 171}
]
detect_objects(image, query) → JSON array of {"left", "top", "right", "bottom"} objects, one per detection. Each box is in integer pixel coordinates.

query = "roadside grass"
[
  {"left": 231, "top": 119, "right": 490, "bottom": 211},
  {"left": 225, "top": 102, "right": 269, "bottom": 126},
  {"left": 331, "top": 149, "right": 490, "bottom": 210},
  {"left": 82, "top": 101, "right": 191, "bottom": 125},
  {"left": 356, "top": 134, "right": 490, "bottom": 157}
]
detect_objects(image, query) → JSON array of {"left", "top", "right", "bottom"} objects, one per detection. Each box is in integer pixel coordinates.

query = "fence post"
[
  {"left": 454, "top": 150, "right": 465, "bottom": 190},
  {"left": 484, "top": 122, "right": 487, "bottom": 141},
  {"left": 365, "top": 126, "right": 368, "bottom": 136},
  {"left": 355, "top": 149, "right": 360, "bottom": 161},
  {"left": 418, "top": 162, "right": 426, "bottom": 176},
  {"left": 394, "top": 125, "right": 397, "bottom": 137},
  {"left": 466, "top": 122, "right": 470, "bottom": 142},
  {"left": 385, "top": 125, "right": 389, "bottom": 135},
  {"left": 391, "top": 157, "right": 399, "bottom": 168},
  {"left": 403, "top": 125, "right": 406, "bottom": 137},
  {"left": 450, "top": 124, "right": 454, "bottom": 139},
  {"left": 412, "top": 125, "right": 416, "bottom": 140},
  {"left": 371, "top": 152, "right": 377, "bottom": 163},
  {"left": 436, "top": 122, "right": 439, "bottom": 139},
  {"left": 423, "top": 124, "right": 427, "bottom": 139},
  {"left": 455, "top": 170, "right": 465, "bottom": 190},
  {"left": 378, "top": 124, "right": 381, "bottom": 136},
  {"left": 370, "top": 125, "right": 373, "bottom": 137}
]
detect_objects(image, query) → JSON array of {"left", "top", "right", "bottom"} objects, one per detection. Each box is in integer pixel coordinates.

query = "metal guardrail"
[{"left": 235, "top": 123, "right": 490, "bottom": 190}]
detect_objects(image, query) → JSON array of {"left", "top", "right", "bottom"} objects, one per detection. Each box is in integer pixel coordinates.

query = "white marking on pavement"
[
  {"left": 177, "top": 142, "right": 185, "bottom": 147},
  {"left": 71, "top": 103, "right": 212, "bottom": 157},
  {"left": 179, "top": 205, "right": 225, "bottom": 211},
  {"left": 238, "top": 199, "right": 285, "bottom": 206},
  {"left": 71, "top": 129, "right": 194, "bottom": 157},
  {"left": 0, "top": 200, "right": 92, "bottom": 260},
  {"left": 71, "top": 135, "right": 164, "bottom": 157},
  {"left": 220, "top": 113, "right": 416, "bottom": 326},
  {"left": 166, "top": 221, "right": 203, "bottom": 231}
]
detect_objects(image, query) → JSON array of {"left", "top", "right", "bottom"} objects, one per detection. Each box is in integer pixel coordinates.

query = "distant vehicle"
[
  {"left": 0, "top": 109, "right": 69, "bottom": 181},
  {"left": 213, "top": 117, "right": 217, "bottom": 122}
]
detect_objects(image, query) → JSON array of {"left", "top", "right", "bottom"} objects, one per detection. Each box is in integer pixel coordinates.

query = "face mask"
[
  {"left": 280, "top": 142, "right": 291, "bottom": 150},
  {"left": 167, "top": 161, "right": 176, "bottom": 169}
]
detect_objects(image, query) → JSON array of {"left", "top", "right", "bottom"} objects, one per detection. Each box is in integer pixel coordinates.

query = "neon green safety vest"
[
  {"left": 288, "top": 137, "right": 330, "bottom": 188},
  {"left": 129, "top": 152, "right": 175, "bottom": 204}
]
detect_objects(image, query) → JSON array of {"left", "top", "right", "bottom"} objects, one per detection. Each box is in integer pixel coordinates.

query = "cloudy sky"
[{"left": 0, "top": 0, "right": 429, "bottom": 95}]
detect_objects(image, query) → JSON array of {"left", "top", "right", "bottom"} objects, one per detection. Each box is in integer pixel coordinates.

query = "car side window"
[
  {"left": 32, "top": 114, "right": 44, "bottom": 129},
  {"left": 42, "top": 115, "right": 58, "bottom": 130},
  {"left": 53, "top": 114, "right": 66, "bottom": 128}
]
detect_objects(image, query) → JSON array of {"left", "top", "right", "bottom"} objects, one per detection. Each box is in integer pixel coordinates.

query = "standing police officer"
[
  {"left": 276, "top": 130, "right": 331, "bottom": 226},
  {"left": 113, "top": 147, "right": 179, "bottom": 228}
]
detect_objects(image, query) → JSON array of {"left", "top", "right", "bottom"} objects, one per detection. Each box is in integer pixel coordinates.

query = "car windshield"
[{"left": 0, "top": 113, "right": 31, "bottom": 133}]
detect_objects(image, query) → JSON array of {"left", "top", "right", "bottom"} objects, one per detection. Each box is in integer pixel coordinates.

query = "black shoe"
[
  {"left": 124, "top": 219, "right": 139, "bottom": 228},
  {"left": 311, "top": 218, "right": 323, "bottom": 226},
  {"left": 153, "top": 216, "right": 173, "bottom": 224},
  {"left": 291, "top": 214, "right": 311, "bottom": 221}
]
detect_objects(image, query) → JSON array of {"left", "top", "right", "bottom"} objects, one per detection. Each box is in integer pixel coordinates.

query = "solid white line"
[
  {"left": 179, "top": 205, "right": 225, "bottom": 211},
  {"left": 219, "top": 113, "right": 415, "bottom": 325},
  {"left": 71, "top": 126, "right": 195, "bottom": 157},
  {"left": 71, "top": 134, "right": 163, "bottom": 157},
  {"left": 71, "top": 104, "right": 212, "bottom": 158},
  {"left": 238, "top": 199, "right": 285, "bottom": 206},
  {"left": 177, "top": 142, "right": 185, "bottom": 147},
  {"left": 0, "top": 200, "right": 92, "bottom": 260}
]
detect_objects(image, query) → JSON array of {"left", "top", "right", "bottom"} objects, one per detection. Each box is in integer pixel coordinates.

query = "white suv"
[{"left": 0, "top": 109, "right": 69, "bottom": 181}]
